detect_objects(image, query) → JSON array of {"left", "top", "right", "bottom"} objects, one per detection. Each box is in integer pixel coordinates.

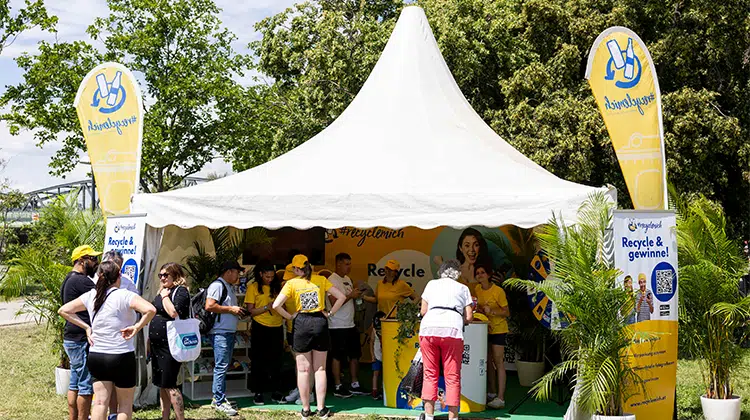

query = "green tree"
[
  {"left": 245, "top": 0, "right": 750, "bottom": 240},
  {"left": 0, "top": 0, "right": 56, "bottom": 56},
  {"left": 0, "top": 156, "right": 25, "bottom": 265},
  {"left": 1, "top": 0, "right": 250, "bottom": 192}
]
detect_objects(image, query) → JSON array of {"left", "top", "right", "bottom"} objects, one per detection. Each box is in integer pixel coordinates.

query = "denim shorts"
[{"left": 63, "top": 340, "right": 93, "bottom": 395}]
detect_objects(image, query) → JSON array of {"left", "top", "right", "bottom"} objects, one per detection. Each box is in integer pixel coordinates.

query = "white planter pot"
[
  {"left": 516, "top": 360, "right": 545, "bottom": 387},
  {"left": 701, "top": 394, "right": 741, "bottom": 420},
  {"left": 592, "top": 414, "right": 635, "bottom": 420},
  {"left": 55, "top": 367, "right": 71, "bottom": 395}
]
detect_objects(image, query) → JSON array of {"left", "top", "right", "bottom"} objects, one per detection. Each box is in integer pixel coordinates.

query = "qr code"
[
  {"left": 122, "top": 265, "right": 136, "bottom": 281},
  {"left": 655, "top": 269, "right": 673, "bottom": 294},
  {"left": 299, "top": 291, "right": 320, "bottom": 311},
  {"left": 462, "top": 344, "right": 470, "bottom": 365}
]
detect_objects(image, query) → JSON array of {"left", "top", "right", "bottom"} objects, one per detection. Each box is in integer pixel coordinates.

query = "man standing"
[
  {"left": 205, "top": 261, "right": 246, "bottom": 416},
  {"left": 60, "top": 245, "right": 101, "bottom": 420},
  {"left": 636, "top": 273, "right": 653, "bottom": 322},
  {"left": 327, "top": 253, "right": 367, "bottom": 397}
]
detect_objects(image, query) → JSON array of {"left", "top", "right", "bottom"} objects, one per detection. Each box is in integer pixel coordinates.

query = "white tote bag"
[{"left": 166, "top": 286, "right": 201, "bottom": 362}]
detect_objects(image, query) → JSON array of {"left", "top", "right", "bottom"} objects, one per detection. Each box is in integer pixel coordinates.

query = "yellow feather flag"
[
  {"left": 74, "top": 63, "right": 143, "bottom": 218},
  {"left": 586, "top": 27, "right": 667, "bottom": 210}
]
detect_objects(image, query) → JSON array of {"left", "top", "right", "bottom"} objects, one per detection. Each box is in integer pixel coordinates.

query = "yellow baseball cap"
[
  {"left": 283, "top": 264, "right": 296, "bottom": 281},
  {"left": 385, "top": 259, "right": 400, "bottom": 271},
  {"left": 291, "top": 254, "right": 309, "bottom": 269},
  {"left": 71, "top": 245, "right": 102, "bottom": 263}
]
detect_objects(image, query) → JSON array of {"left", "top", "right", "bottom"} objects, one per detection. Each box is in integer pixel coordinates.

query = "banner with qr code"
[
  {"left": 614, "top": 210, "right": 678, "bottom": 420},
  {"left": 103, "top": 214, "right": 147, "bottom": 289}
]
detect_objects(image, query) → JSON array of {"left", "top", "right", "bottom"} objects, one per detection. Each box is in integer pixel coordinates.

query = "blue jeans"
[
  {"left": 210, "top": 332, "right": 236, "bottom": 404},
  {"left": 63, "top": 340, "right": 93, "bottom": 395}
]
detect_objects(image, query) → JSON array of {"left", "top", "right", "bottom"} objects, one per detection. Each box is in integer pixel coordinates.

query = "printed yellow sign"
[
  {"left": 586, "top": 27, "right": 667, "bottom": 210},
  {"left": 74, "top": 63, "right": 143, "bottom": 217}
]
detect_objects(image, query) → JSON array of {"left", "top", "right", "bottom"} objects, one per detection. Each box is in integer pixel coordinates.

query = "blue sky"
[{"left": 1, "top": 0, "right": 298, "bottom": 192}]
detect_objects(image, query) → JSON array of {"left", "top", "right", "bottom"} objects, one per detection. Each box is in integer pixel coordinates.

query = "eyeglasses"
[{"left": 158, "top": 273, "right": 169, "bottom": 279}]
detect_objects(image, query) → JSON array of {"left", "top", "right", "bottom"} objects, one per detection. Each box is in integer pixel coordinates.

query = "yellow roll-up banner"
[
  {"left": 586, "top": 27, "right": 667, "bottom": 210},
  {"left": 74, "top": 63, "right": 143, "bottom": 217}
]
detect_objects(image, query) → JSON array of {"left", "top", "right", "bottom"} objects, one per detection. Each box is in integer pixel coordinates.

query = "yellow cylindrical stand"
[{"left": 381, "top": 320, "right": 487, "bottom": 413}]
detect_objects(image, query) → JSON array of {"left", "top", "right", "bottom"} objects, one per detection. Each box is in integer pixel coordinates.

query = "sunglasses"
[
  {"left": 158, "top": 273, "right": 170, "bottom": 279},
  {"left": 82, "top": 255, "right": 99, "bottom": 262}
]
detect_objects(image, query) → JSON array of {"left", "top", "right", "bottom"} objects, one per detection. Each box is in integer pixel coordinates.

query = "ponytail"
[
  {"left": 301, "top": 262, "right": 313, "bottom": 281},
  {"left": 94, "top": 261, "right": 120, "bottom": 312}
]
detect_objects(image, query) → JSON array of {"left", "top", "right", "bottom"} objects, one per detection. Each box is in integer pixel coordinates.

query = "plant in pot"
[
  {"left": 506, "top": 193, "right": 649, "bottom": 419},
  {"left": 675, "top": 194, "right": 750, "bottom": 420},
  {"left": 506, "top": 295, "right": 549, "bottom": 387},
  {"left": 393, "top": 300, "right": 421, "bottom": 376}
]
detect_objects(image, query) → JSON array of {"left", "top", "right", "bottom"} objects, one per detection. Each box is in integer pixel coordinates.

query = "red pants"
[{"left": 419, "top": 335, "right": 463, "bottom": 407}]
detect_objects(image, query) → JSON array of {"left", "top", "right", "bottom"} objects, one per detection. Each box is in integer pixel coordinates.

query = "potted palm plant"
[
  {"left": 675, "top": 195, "right": 750, "bottom": 420},
  {"left": 0, "top": 192, "right": 105, "bottom": 395},
  {"left": 506, "top": 193, "right": 648, "bottom": 419}
]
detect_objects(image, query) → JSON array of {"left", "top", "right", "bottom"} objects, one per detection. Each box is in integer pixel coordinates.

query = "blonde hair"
[{"left": 161, "top": 262, "right": 188, "bottom": 290}]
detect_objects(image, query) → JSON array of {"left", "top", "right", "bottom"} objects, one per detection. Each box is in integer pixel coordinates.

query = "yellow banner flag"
[
  {"left": 74, "top": 63, "right": 143, "bottom": 217},
  {"left": 586, "top": 27, "right": 667, "bottom": 210}
]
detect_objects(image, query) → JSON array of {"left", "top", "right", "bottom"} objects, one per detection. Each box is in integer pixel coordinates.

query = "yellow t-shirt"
[
  {"left": 376, "top": 280, "right": 414, "bottom": 315},
  {"left": 244, "top": 283, "right": 283, "bottom": 328},
  {"left": 280, "top": 275, "right": 333, "bottom": 314},
  {"left": 475, "top": 284, "right": 509, "bottom": 334}
]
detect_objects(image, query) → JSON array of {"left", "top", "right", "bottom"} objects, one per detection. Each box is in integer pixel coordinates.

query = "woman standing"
[
  {"left": 244, "top": 260, "right": 285, "bottom": 405},
  {"left": 375, "top": 259, "right": 418, "bottom": 316},
  {"left": 419, "top": 259, "right": 473, "bottom": 420},
  {"left": 58, "top": 261, "right": 156, "bottom": 420},
  {"left": 272, "top": 254, "right": 347, "bottom": 420},
  {"left": 149, "top": 263, "right": 191, "bottom": 420},
  {"left": 474, "top": 265, "right": 510, "bottom": 409}
]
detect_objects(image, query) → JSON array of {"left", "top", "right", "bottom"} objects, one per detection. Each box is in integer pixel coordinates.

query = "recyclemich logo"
[
  {"left": 91, "top": 71, "right": 127, "bottom": 114},
  {"left": 113, "top": 222, "right": 137, "bottom": 234},
  {"left": 604, "top": 37, "right": 641, "bottom": 89}
]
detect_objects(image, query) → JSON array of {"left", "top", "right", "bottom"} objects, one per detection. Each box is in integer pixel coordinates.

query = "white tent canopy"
[{"left": 132, "top": 6, "right": 613, "bottom": 230}]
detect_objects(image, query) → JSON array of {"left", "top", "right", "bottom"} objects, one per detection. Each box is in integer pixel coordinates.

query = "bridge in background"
[{"left": 7, "top": 177, "right": 207, "bottom": 225}]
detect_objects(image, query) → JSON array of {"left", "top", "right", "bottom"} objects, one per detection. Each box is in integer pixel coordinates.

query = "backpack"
[{"left": 191, "top": 280, "right": 228, "bottom": 335}]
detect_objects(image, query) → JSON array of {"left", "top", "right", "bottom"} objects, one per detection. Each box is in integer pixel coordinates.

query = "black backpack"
[{"left": 191, "top": 280, "right": 228, "bottom": 335}]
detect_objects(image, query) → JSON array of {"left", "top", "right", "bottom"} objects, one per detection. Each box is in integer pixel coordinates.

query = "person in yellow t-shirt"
[
  {"left": 474, "top": 264, "right": 509, "bottom": 409},
  {"left": 272, "top": 255, "right": 346, "bottom": 418},
  {"left": 375, "top": 259, "right": 418, "bottom": 316},
  {"left": 243, "top": 260, "right": 284, "bottom": 404}
]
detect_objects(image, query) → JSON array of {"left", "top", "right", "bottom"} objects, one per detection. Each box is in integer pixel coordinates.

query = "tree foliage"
[
  {"left": 246, "top": 0, "right": 750, "bottom": 239},
  {"left": 0, "top": 0, "right": 56, "bottom": 56},
  {"left": 1, "top": 0, "right": 249, "bottom": 192}
]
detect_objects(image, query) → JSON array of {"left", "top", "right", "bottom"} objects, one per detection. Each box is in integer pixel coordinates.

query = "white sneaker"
[
  {"left": 285, "top": 388, "right": 300, "bottom": 403},
  {"left": 296, "top": 392, "right": 314, "bottom": 405},
  {"left": 214, "top": 400, "right": 238, "bottom": 416},
  {"left": 488, "top": 397, "right": 505, "bottom": 409}
]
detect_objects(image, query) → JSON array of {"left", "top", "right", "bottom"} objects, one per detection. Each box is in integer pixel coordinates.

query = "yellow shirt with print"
[
  {"left": 280, "top": 275, "right": 333, "bottom": 314},
  {"left": 475, "top": 283, "right": 509, "bottom": 334},
  {"left": 244, "top": 283, "right": 283, "bottom": 328},
  {"left": 376, "top": 279, "right": 414, "bottom": 315}
]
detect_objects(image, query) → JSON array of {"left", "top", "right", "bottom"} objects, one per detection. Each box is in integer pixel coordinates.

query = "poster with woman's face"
[{"left": 429, "top": 227, "right": 513, "bottom": 283}]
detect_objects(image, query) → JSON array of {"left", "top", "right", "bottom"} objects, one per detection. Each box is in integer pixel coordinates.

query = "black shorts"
[
  {"left": 88, "top": 351, "right": 137, "bottom": 388},
  {"left": 151, "top": 341, "right": 181, "bottom": 388},
  {"left": 292, "top": 312, "right": 330, "bottom": 353},
  {"left": 489, "top": 333, "right": 507, "bottom": 346},
  {"left": 329, "top": 327, "right": 361, "bottom": 362}
]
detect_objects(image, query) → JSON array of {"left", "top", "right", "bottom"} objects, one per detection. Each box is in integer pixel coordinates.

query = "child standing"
[{"left": 370, "top": 311, "right": 386, "bottom": 400}]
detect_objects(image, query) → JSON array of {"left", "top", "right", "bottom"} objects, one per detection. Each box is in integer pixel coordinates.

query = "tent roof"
[{"left": 132, "top": 6, "right": 613, "bottom": 230}]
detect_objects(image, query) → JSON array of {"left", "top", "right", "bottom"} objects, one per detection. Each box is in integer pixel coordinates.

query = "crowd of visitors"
[{"left": 58, "top": 244, "right": 512, "bottom": 420}]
